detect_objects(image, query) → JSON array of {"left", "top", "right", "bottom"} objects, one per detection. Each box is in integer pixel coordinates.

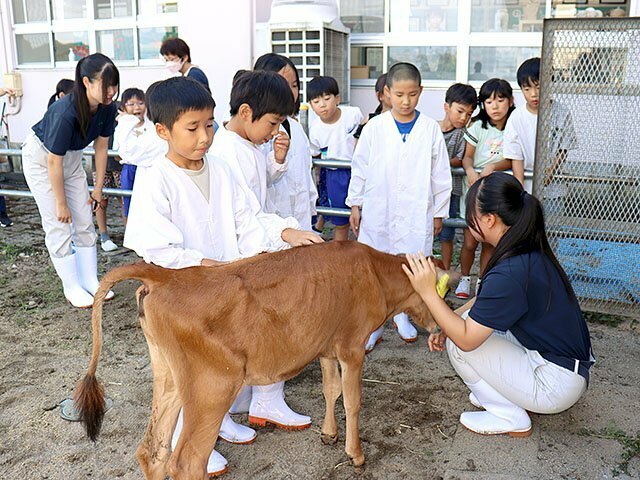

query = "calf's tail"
[{"left": 73, "top": 261, "right": 165, "bottom": 441}]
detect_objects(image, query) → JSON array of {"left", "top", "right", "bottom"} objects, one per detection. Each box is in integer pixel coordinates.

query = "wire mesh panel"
[{"left": 535, "top": 18, "right": 640, "bottom": 318}]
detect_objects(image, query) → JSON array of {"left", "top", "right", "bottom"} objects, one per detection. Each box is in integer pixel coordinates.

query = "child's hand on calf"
[{"left": 282, "top": 228, "right": 324, "bottom": 247}]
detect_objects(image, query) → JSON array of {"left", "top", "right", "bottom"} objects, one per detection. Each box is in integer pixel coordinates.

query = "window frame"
[{"left": 9, "top": 0, "right": 178, "bottom": 69}]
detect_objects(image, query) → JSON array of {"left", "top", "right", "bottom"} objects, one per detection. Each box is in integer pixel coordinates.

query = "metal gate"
[{"left": 535, "top": 18, "right": 640, "bottom": 318}]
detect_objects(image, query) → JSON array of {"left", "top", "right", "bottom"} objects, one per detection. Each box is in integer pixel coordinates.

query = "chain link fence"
[{"left": 535, "top": 18, "right": 640, "bottom": 319}]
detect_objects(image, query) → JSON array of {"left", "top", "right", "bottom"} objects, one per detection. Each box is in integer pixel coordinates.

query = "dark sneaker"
[{"left": 0, "top": 214, "right": 13, "bottom": 227}]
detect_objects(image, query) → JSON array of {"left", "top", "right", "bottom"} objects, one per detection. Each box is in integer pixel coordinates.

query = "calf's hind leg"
[
  {"left": 135, "top": 298, "right": 182, "bottom": 479},
  {"left": 338, "top": 351, "right": 366, "bottom": 473},
  {"left": 320, "top": 357, "right": 341, "bottom": 445}
]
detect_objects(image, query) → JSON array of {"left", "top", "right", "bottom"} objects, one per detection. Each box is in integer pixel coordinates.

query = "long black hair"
[
  {"left": 373, "top": 73, "right": 387, "bottom": 114},
  {"left": 465, "top": 172, "right": 577, "bottom": 302},
  {"left": 471, "top": 78, "right": 514, "bottom": 130},
  {"left": 253, "top": 53, "right": 300, "bottom": 116},
  {"left": 73, "top": 53, "right": 119, "bottom": 138},
  {"left": 48, "top": 78, "right": 74, "bottom": 108}
]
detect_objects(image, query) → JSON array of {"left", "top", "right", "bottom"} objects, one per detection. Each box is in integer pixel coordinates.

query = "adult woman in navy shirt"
[
  {"left": 404, "top": 172, "right": 594, "bottom": 437},
  {"left": 23, "top": 53, "right": 119, "bottom": 308}
]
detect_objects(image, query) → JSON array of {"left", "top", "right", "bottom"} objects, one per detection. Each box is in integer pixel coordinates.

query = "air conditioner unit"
[{"left": 268, "top": 0, "right": 351, "bottom": 103}]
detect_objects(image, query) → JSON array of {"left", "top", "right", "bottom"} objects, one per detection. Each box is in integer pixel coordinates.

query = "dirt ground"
[{"left": 0, "top": 196, "right": 639, "bottom": 480}]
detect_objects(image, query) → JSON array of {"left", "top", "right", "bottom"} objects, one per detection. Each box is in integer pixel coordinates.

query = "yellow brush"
[{"left": 436, "top": 273, "right": 450, "bottom": 299}]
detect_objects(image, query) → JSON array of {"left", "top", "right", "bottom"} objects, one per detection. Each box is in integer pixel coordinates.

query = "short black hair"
[
  {"left": 230, "top": 70, "right": 294, "bottom": 121},
  {"left": 445, "top": 83, "right": 477, "bottom": 108},
  {"left": 146, "top": 77, "right": 215, "bottom": 130},
  {"left": 253, "top": 53, "right": 300, "bottom": 115},
  {"left": 121, "top": 88, "right": 145, "bottom": 106},
  {"left": 160, "top": 37, "right": 191, "bottom": 63},
  {"left": 386, "top": 62, "right": 421, "bottom": 88},
  {"left": 517, "top": 57, "right": 540, "bottom": 87},
  {"left": 307, "top": 76, "right": 339, "bottom": 102}
]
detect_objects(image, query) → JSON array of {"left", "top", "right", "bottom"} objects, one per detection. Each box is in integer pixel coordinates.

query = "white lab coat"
[
  {"left": 123, "top": 155, "right": 298, "bottom": 268},
  {"left": 346, "top": 111, "right": 452, "bottom": 255},
  {"left": 112, "top": 114, "right": 167, "bottom": 167},
  {"left": 261, "top": 117, "right": 318, "bottom": 231},
  {"left": 211, "top": 126, "right": 287, "bottom": 212}
]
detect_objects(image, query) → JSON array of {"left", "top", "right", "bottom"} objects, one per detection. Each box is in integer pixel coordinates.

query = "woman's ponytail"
[{"left": 73, "top": 56, "right": 91, "bottom": 139}]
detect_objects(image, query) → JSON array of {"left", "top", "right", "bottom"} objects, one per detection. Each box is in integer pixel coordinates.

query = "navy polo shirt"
[
  {"left": 32, "top": 94, "right": 117, "bottom": 156},
  {"left": 187, "top": 67, "right": 210, "bottom": 93},
  {"left": 470, "top": 250, "right": 594, "bottom": 382}
]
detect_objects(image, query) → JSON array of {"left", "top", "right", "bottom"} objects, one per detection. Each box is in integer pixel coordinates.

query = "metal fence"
[
  {"left": 535, "top": 18, "right": 640, "bottom": 318},
  {"left": 0, "top": 148, "right": 488, "bottom": 228}
]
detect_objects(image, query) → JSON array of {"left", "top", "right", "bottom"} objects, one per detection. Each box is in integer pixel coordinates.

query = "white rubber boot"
[
  {"left": 229, "top": 385, "right": 252, "bottom": 414},
  {"left": 469, "top": 392, "right": 483, "bottom": 409},
  {"left": 219, "top": 412, "right": 256, "bottom": 444},
  {"left": 365, "top": 326, "right": 384, "bottom": 353},
  {"left": 460, "top": 379, "right": 532, "bottom": 437},
  {"left": 51, "top": 254, "right": 95, "bottom": 308},
  {"left": 249, "top": 381, "right": 311, "bottom": 430},
  {"left": 393, "top": 312, "right": 417, "bottom": 342},
  {"left": 172, "top": 409, "right": 228, "bottom": 476},
  {"left": 75, "top": 246, "right": 114, "bottom": 300}
]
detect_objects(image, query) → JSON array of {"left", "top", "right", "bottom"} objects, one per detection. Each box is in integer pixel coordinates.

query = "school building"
[{"left": 1, "top": 0, "right": 638, "bottom": 145}]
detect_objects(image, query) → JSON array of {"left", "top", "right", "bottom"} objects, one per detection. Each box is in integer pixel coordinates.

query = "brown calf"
[{"left": 75, "top": 241, "right": 455, "bottom": 479}]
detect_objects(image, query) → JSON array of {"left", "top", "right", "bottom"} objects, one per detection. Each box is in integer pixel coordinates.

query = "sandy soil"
[{"left": 0, "top": 197, "right": 638, "bottom": 480}]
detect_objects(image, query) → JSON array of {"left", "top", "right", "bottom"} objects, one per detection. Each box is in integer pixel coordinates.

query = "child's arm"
[
  {"left": 462, "top": 141, "right": 479, "bottom": 186},
  {"left": 479, "top": 158, "right": 512, "bottom": 177},
  {"left": 346, "top": 122, "right": 371, "bottom": 238},
  {"left": 123, "top": 171, "right": 207, "bottom": 269},
  {"left": 265, "top": 132, "right": 290, "bottom": 185},
  {"left": 431, "top": 129, "right": 452, "bottom": 238},
  {"left": 511, "top": 159, "right": 525, "bottom": 185}
]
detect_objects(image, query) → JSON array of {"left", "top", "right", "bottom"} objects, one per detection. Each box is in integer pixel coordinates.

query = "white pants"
[
  {"left": 446, "top": 318, "right": 587, "bottom": 414},
  {"left": 22, "top": 134, "right": 96, "bottom": 258}
]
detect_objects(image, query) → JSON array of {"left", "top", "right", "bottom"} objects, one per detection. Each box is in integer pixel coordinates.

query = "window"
[
  {"left": 389, "top": 46, "right": 457, "bottom": 81},
  {"left": 345, "top": 0, "right": 546, "bottom": 86},
  {"left": 390, "top": 0, "right": 459, "bottom": 32},
  {"left": 340, "top": 0, "right": 385, "bottom": 33},
  {"left": 10, "top": 0, "right": 179, "bottom": 66},
  {"left": 469, "top": 47, "right": 541, "bottom": 82}
]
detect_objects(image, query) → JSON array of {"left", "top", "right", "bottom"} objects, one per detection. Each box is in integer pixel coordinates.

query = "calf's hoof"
[
  {"left": 321, "top": 432, "right": 339, "bottom": 445},
  {"left": 353, "top": 462, "right": 366, "bottom": 475}
]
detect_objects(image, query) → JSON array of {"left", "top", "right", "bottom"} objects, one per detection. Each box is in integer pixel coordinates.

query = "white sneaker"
[
  {"left": 219, "top": 412, "right": 256, "bottom": 444},
  {"left": 249, "top": 381, "right": 311, "bottom": 430},
  {"left": 393, "top": 313, "right": 417, "bottom": 343},
  {"left": 172, "top": 409, "right": 229, "bottom": 476},
  {"left": 455, "top": 275, "right": 471, "bottom": 299},
  {"left": 365, "top": 326, "right": 384, "bottom": 353},
  {"left": 101, "top": 239, "right": 118, "bottom": 252}
]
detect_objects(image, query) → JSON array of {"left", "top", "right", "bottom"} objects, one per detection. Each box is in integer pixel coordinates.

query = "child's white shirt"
[
  {"left": 346, "top": 111, "right": 451, "bottom": 256},
  {"left": 113, "top": 114, "right": 167, "bottom": 167},
  {"left": 123, "top": 154, "right": 297, "bottom": 269},
  {"left": 503, "top": 106, "right": 537, "bottom": 172},
  {"left": 308, "top": 105, "right": 363, "bottom": 162},
  {"left": 261, "top": 117, "right": 318, "bottom": 230},
  {"left": 211, "top": 126, "right": 287, "bottom": 211}
]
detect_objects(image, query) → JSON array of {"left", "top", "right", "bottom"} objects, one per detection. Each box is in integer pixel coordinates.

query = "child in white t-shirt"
[
  {"left": 504, "top": 58, "right": 539, "bottom": 194},
  {"left": 307, "top": 76, "right": 364, "bottom": 241}
]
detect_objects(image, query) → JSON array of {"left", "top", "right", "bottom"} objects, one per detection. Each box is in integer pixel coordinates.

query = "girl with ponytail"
[
  {"left": 47, "top": 78, "right": 74, "bottom": 108},
  {"left": 23, "top": 53, "right": 119, "bottom": 308},
  {"left": 403, "top": 172, "right": 594, "bottom": 438}
]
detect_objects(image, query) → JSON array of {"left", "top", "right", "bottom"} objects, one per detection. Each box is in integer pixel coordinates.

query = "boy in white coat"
[
  {"left": 347, "top": 62, "right": 452, "bottom": 352},
  {"left": 124, "top": 77, "right": 321, "bottom": 476}
]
